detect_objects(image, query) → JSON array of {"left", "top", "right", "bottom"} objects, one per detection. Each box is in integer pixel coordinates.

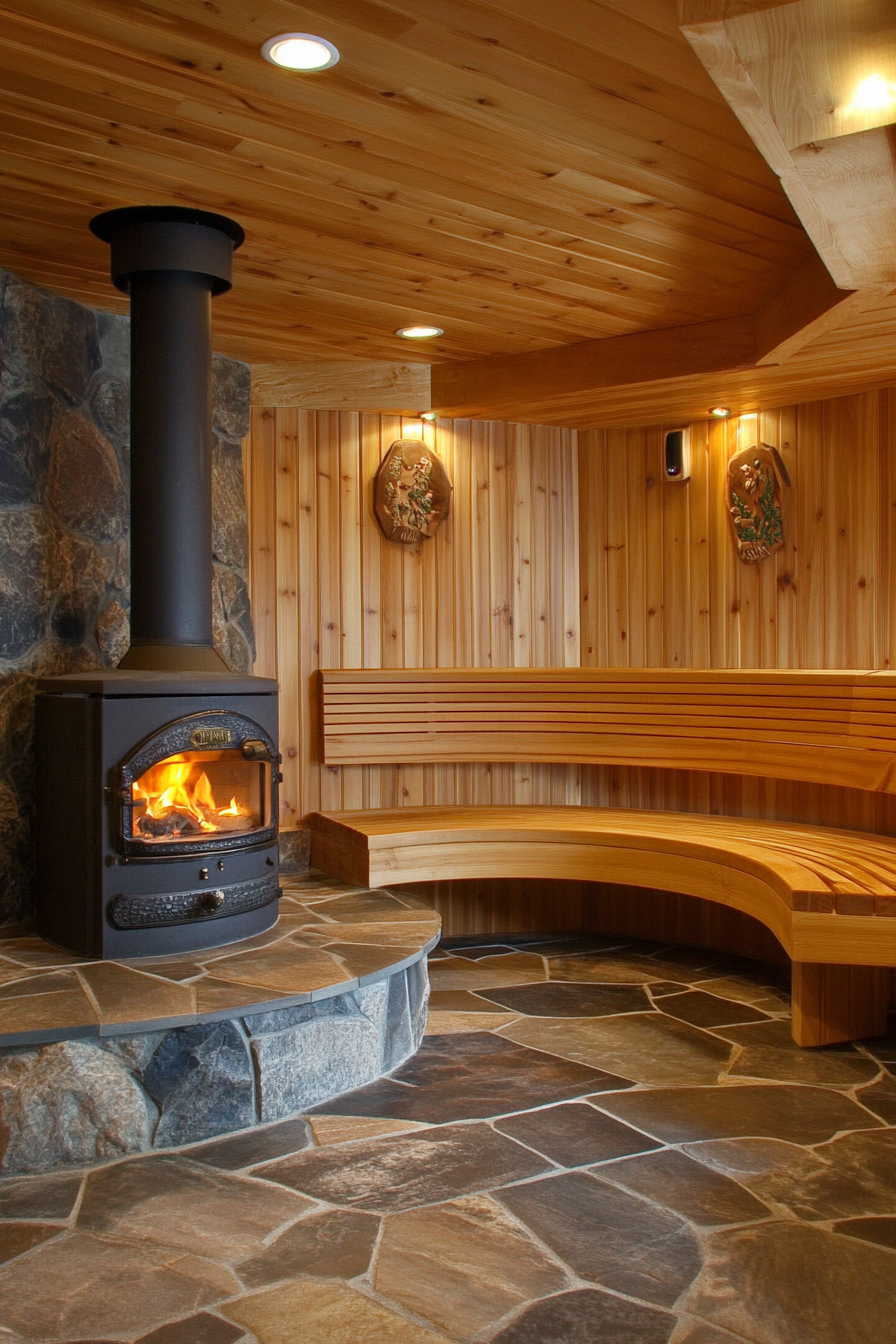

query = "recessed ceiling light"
[
  {"left": 709, "top": 406, "right": 732, "bottom": 418},
  {"left": 396, "top": 325, "right": 444, "bottom": 339},
  {"left": 420, "top": 411, "right": 438, "bottom": 421},
  {"left": 262, "top": 33, "right": 340, "bottom": 71}
]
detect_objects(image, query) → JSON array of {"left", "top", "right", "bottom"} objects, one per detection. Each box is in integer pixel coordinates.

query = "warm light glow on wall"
[{"left": 848, "top": 73, "right": 895, "bottom": 113}]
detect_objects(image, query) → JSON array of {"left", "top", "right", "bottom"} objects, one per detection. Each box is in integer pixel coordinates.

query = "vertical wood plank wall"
[
  {"left": 245, "top": 411, "right": 581, "bottom": 830},
  {"left": 245, "top": 388, "right": 895, "bottom": 942},
  {"left": 578, "top": 388, "right": 896, "bottom": 838}
]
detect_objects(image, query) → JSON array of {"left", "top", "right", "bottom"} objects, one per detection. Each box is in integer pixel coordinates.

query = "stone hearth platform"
[{"left": 0, "top": 874, "right": 438, "bottom": 1173}]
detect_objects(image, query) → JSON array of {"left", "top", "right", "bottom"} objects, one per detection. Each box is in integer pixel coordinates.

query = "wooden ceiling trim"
[
  {"left": 679, "top": 0, "right": 896, "bottom": 290},
  {"left": 250, "top": 359, "right": 430, "bottom": 411},
  {"left": 2, "top": 0, "right": 883, "bottom": 383}
]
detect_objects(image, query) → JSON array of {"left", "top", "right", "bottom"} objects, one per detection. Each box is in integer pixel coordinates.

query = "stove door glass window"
[{"left": 132, "top": 749, "right": 267, "bottom": 843}]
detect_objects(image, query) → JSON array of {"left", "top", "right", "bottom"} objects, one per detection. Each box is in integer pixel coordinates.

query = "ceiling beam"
[
  {"left": 250, "top": 360, "right": 430, "bottom": 413},
  {"left": 678, "top": 0, "right": 896, "bottom": 290},
  {"left": 429, "top": 251, "right": 866, "bottom": 421}
]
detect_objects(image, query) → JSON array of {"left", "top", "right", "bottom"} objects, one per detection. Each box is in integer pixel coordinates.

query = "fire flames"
[{"left": 133, "top": 755, "right": 253, "bottom": 839}]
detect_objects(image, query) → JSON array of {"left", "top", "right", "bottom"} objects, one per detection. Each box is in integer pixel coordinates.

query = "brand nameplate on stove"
[{"left": 190, "top": 726, "right": 233, "bottom": 749}]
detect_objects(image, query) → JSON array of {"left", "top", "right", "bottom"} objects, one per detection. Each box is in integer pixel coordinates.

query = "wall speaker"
[{"left": 664, "top": 428, "right": 690, "bottom": 482}]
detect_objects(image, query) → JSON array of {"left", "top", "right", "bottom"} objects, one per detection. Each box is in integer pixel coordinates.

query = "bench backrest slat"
[{"left": 319, "top": 668, "right": 896, "bottom": 793}]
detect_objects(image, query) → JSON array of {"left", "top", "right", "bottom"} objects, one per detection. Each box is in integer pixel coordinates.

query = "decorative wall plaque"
[
  {"left": 374, "top": 439, "right": 451, "bottom": 543},
  {"left": 726, "top": 442, "right": 788, "bottom": 564}
]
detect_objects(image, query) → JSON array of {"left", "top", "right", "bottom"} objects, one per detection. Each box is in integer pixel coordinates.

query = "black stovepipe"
[{"left": 90, "top": 205, "right": 244, "bottom": 672}]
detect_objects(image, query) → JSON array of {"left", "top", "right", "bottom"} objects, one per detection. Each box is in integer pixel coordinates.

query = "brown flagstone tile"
[
  {"left": 135, "top": 1313, "right": 247, "bottom": 1344},
  {"left": 683, "top": 1222, "right": 896, "bottom": 1344},
  {"left": 500, "top": 1011, "right": 732, "bottom": 1086},
  {"left": 186, "top": 1117, "right": 313, "bottom": 1170},
  {"left": 75, "top": 963, "right": 194, "bottom": 1025},
  {"left": 833, "top": 1216, "right": 896, "bottom": 1252},
  {"left": 658, "top": 991, "right": 770, "bottom": 1029},
  {"left": 596, "top": 1084, "right": 885, "bottom": 1145},
  {"left": 695, "top": 976, "right": 790, "bottom": 1013},
  {"left": 687, "top": 1129, "right": 896, "bottom": 1221},
  {"left": 0, "top": 970, "right": 84, "bottom": 999},
  {"left": 855, "top": 1073, "right": 896, "bottom": 1124},
  {"left": 424, "top": 1009, "right": 519, "bottom": 1033},
  {"left": 428, "top": 989, "right": 516, "bottom": 1012},
  {"left": 224, "top": 1278, "right": 446, "bottom": 1343},
  {"left": 373, "top": 1194, "right": 568, "bottom": 1336},
  {"left": 192, "top": 977, "right": 294, "bottom": 1016},
  {"left": 202, "top": 943, "right": 354, "bottom": 994},
  {"left": 0, "top": 959, "right": 36, "bottom": 986},
  {"left": 124, "top": 960, "right": 207, "bottom": 983},
  {"left": 648, "top": 980, "right": 698, "bottom": 998},
  {"left": 0, "top": 1231, "right": 229, "bottom": 1340},
  {"left": 302, "top": 920, "right": 439, "bottom": 948},
  {"left": 477, "top": 981, "right": 652, "bottom": 1017},
  {"left": 859, "top": 1016, "right": 896, "bottom": 1064},
  {"left": 325, "top": 942, "right": 418, "bottom": 979},
  {"left": 429, "top": 954, "right": 547, "bottom": 991},
  {"left": 0, "top": 1222, "right": 62, "bottom": 1263},
  {"left": 239, "top": 1208, "right": 380, "bottom": 1285},
  {"left": 595, "top": 1149, "right": 770, "bottom": 1226},
  {"left": 307, "top": 1030, "right": 632, "bottom": 1123},
  {"left": 545, "top": 953, "right": 667, "bottom": 984},
  {"left": 495, "top": 1102, "right": 663, "bottom": 1167},
  {"left": 256, "top": 1121, "right": 552, "bottom": 1213},
  {"left": 0, "top": 938, "right": 85, "bottom": 967},
  {"left": 314, "top": 892, "right": 433, "bottom": 922},
  {"left": 78, "top": 1156, "right": 314, "bottom": 1259},
  {"left": 307, "top": 1116, "right": 431, "bottom": 1146},
  {"left": 0, "top": 985, "right": 98, "bottom": 1038},
  {"left": 669, "top": 1319, "right": 755, "bottom": 1343},
  {"left": 497, "top": 1171, "right": 702, "bottom": 1307},
  {"left": 490, "top": 1289, "right": 675, "bottom": 1344},
  {"left": 449, "top": 944, "right": 528, "bottom": 960},
  {"left": 710, "top": 1019, "right": 880, "bottom": 1087},
  {"left": 0, "top": 1171, "right": 83, "bottom": 1220}
]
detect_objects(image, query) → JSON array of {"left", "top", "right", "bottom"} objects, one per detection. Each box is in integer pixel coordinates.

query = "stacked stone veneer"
[
  {"left": 0, "top": 960, "right": 429, "bottom": 1174},
  {"left": 0, "top": 267, "right": 256, "bottom": 927}
]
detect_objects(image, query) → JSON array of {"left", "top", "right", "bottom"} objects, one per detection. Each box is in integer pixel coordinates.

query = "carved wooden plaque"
[
  {"left": 726, "top": 443, "right": 787, "bottom": 564},
  {"left": 374, "top": 439, "right": 451, "bottom": 543}
]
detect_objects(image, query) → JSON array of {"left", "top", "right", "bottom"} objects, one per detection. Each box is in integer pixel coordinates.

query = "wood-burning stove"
[{"left": 35, "top": 206, "right": 282, "bottom": 957}]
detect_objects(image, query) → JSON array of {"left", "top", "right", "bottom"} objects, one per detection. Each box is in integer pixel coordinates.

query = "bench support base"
[{"left": 791, "top": 963, "right": 889, "bottom": 1047}]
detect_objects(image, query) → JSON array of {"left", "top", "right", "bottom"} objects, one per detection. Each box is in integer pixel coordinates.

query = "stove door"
[{"left": 119, "top": 710, "right": 279, "bottom": 857}]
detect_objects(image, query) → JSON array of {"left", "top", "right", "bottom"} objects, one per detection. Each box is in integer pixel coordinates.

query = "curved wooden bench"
[{"left": 313, "top": 668, "right": 896, "bottom": 1047}]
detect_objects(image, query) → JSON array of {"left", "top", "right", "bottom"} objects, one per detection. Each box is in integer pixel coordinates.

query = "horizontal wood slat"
[{"left": 319, "top": 667, "right": 896, "bottom": 792}]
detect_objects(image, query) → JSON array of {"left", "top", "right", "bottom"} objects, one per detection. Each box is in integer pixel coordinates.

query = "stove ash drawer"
[{"left": 108, "top": 872, "right": 280, "bottom": 930}]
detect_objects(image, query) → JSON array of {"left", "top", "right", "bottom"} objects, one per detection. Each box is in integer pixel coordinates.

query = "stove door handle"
[{"left": 242, "top": 739, "right": 275, "bottom": 762}]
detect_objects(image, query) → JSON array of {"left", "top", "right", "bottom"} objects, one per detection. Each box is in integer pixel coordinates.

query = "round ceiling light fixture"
[
  {"left": 709, "top": 406, "right": 732, "bottom": 418},
  {"left": 420, "top": 410, "right": 438, "bottom": 421},
  {"left": 262, "top": 33, "right": 340, "bottom": 71},
  {"left": 396, "top": 324, "right": 444, "bottom": 339}
]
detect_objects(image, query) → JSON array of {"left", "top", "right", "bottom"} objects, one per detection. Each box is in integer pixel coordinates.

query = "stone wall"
[
  {"left": 0, "top": 268, "right": 255, "bottom": 927},
  {"left": 0, "top": 960, "right": 429, "bottom": 1174}
]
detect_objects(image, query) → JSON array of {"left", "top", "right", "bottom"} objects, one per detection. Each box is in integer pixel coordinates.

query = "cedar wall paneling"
[
  {"left": 245, "top": 411, "right": 581, "bottom": 829},
  {"left": 578, "top": 388, "right": 896, "bottom": 839}
]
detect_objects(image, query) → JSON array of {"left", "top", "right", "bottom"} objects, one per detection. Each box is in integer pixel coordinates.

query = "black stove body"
[
  {"left": 36, "top": 671, "right": 280, "bottom": 958},
  {"left": 34, "top": 204, "right": 282, "bottom": 958}
]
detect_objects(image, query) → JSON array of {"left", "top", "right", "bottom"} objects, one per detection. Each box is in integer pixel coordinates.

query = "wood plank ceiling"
[{"left": 1, "top": 0, "right": 814, "bottom": 365}]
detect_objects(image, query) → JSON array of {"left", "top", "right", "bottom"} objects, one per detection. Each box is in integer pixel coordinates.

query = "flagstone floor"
[{"left": 0, "top": 928, "right": 894, "bottom": 1344}]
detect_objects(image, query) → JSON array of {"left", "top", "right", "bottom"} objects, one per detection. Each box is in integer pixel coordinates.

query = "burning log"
[{"left": 137, "top": 810, "right": 203, "bottom": 838}]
